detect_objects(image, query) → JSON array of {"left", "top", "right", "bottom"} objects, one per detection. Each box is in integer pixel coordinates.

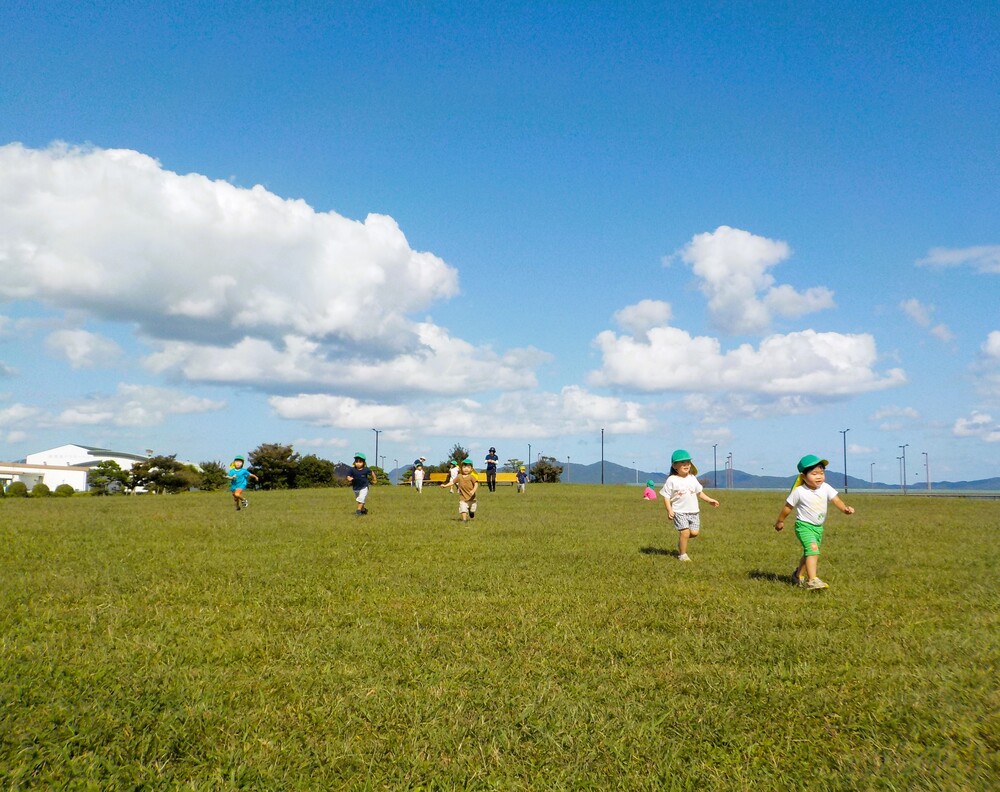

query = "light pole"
[
  {"left": 726, "top": 452, "right": 733, "bottom": 489},
  {"left": 372, "top": 429, "right": 381, "bottom": 468},
  {"left": 601, "top": 429, "right": 605, "bottom": 485},
  {"left": 713, "top": 444, "right": 718, "bottom": 488},
  {"left": 897, "top": 456, "right": 903, "bottom": 491},
  {"left": 379, "top": 455, "right": 385, "bottom": 473},
  {"left": 840, "top": 429, "right": 850, "bottom": 493},
  {"left": 566, "top": 455, "right": 570, "bottom": 483},
  {"left": 923, "top": 451, "right": 930, "bottom": 491},
  {"left": 899, "top": 444, "right": 909, "bottom": 495},
  {"left": 633, "top": 461, "right": 637, "bottom": 485},
  {"left": 870, "top": 461, "right": 875, "bottom": 489},
  {"left": 393, "top": 459, "right": 398, "bottom": 485}
]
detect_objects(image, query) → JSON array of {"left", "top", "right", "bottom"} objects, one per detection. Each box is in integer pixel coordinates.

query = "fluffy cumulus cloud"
[
  {"left": 917, "top": 246, "right": 1000, "bottom": 273},
  {"left": 54, "top": 384, "right": 224, "bottom": 427},
  {"left": 270, "top": 385, "right": 650, "bottom": 438},
  {"left": 952, "top": 411, "right": 1000, "bottom": 442},
  {"left": 590, "top": 323, "right": 905, "bottom": 396},
  {"left": 975, "top": 331, "right": 1000, "bottom": 400},
  {"left": 0, "top": 143, "right": 542, "bottom": 399},
  {"left": 614, "top": 300, "right": 672, "bottom": 338},
  {"left": 674, "top": 226, "right": 834, "bottom": 334},
  {"left": 45, "top": 329, "right": 123, "bottom": 368}
]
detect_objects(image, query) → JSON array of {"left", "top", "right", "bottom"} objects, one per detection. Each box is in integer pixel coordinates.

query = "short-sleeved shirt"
[
  {"left": 660, "top": 474, "right": 703, "bottom": 513},
  {"left": 485, "top": 453, "right": 499, "bottom": 471},
  {"left": 786, "top": 482, "right": 838, "bottom": 525},
  {"left": 516, "top": 471, "right": 527, "bottom": 483},
  {"left": 229, "top": 467, "right": 252, "bottom": 491},
  {"left": 455, "top": 471, "right": 478, "bottom": 501},
  {"left": 348, "top": 466, "right": 373, "bottom": 492}
]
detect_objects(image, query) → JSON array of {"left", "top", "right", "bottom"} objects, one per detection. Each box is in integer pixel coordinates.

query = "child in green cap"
[
  {"left": 661, "top": 450, "right": 720, "bottom": 561},
  {"left": 642, "top": 479, "right": 658, "bottom": 501},
  {"left": 774, "top": 454, "right": 855, "bottom": 590},
  {"left": 227, "top": 455, "right": 258, "bottom": 511},
  {"left": 444, "top": 458, "right": 479, "bottom": 521}
]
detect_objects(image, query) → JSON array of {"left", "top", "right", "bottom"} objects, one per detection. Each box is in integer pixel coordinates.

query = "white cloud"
[
  {"left": 270, "top": 386, "right": 650, "bottom": 438},
  {"left": 900, "top": 298, "right": 954, "bottom": 342},
  {"left": 0, "top": 361, "right": 16, "bottom": 377},
  {"left": 983, "top": 331, "right": 1000, "bottom": 360},
  {"left": 5, "top": 430, "right": 27, "bottom": 443},
  {"left": 54, "top": 383, "right": 225, "bottom": 427},
  {"left": 45, "top": 329, "right": 123, "bottom": 368},
  {"left": 590, "top": 326, "right": 905, "bottom": 396},
  {"left": 0, "top": 143, "right": 544, "bottom": 399},
  {"left": 0, "top": 403, "right": 42, "bottom": 428},
  {"left": 952, "top": 411, "right": 1000, "bottom": 442},
  {"left": 144, "top": 324, "right": 545, "bottom": 395},
  {"left": 916, "top": 245, "right": 1000, "bottom": 273},
  {"left": 675, "top": 226, "right": 834, "bottom": 334},
  {"left": 614, "top": 300, "right": 672, "bottom": 337},
  {"left": 870, "top": 406, "right": 920, "bottom": 421}
]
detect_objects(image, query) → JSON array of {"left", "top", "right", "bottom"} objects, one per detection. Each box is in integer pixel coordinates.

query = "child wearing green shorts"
[{"left": 774, "top": 454, "right": 855, "bottom": 590}]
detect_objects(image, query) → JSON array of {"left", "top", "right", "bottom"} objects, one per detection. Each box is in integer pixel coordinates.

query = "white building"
[
  {"left": 0, "top": 461, "right": 90, "bottom": 492},
  {"left": 2, "top": 444, "right": 149, "bottom": 493}
]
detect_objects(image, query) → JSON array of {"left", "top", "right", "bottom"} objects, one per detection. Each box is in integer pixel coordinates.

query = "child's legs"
[
  {"left": 677, "top": 528, "right": 691, "bottom": 555},
  {"left": 232, "top": 488, "right": 243, "bottom": 502},
  {"left": 794, "top": 521, "right": 824, "bottom": 578},
  {"left": 459, "top": 499, "right": 470, "bottom": 521},
  {"left": 674, "top": 513, "right": 698, "bottom": 554}
]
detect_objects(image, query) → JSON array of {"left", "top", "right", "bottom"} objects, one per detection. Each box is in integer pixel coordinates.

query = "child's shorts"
[
  {"left": 794, "top": 520, "right": 824, "bottom": 556},
  {"left": 458, "top": 499, "right": 477, "bottom": 514},
  {"left": 354, "top": 487, "right": 369, "bottom": 504},
  {"left": 673, "top": 512, "right": 700, "bottom": 534}
]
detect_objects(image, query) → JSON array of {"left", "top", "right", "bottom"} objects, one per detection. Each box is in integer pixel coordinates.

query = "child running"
[
  {"left": 443, "top": 457, "right": 479, "bottom": 521},
  {"left": 774, "top": 454, "right": 855, "bottom": 590},
  {"left": 661, "top": 449, "right": 720, "bottom": 561},
  {"left": 347, "top": 452, "right": 376, "bottom": 517},
  {"left": 227, "top": 455, "right": 258, "bottom": 512}
]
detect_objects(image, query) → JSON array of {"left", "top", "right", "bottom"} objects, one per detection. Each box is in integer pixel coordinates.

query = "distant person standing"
[
  {"left": 446, "top": 460, "right": 459, "bottom": 493},
  {"left": 485, "top": 447, "right": 499, "bottom": 492},
  {"left": 413, "top": 460, "right": 425, "bottom": 493}
]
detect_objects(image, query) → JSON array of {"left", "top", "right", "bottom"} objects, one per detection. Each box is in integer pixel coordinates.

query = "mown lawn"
[{"left": 2, "top": 485, "right": 998, "bottom": 789}]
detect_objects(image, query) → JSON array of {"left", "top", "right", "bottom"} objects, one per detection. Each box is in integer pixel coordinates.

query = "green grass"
[{"left": 2, "top": 486, "right": 998, "bottom": 789}]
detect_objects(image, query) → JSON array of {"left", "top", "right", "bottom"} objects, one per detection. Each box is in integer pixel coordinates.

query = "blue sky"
[{"left": 1, "top": 1, "right": 998, "bottom": 483}]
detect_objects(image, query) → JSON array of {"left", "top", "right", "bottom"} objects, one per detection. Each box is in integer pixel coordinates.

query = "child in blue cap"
[{"left": 774, "top": 454, "right": 855, "bottom": 589}]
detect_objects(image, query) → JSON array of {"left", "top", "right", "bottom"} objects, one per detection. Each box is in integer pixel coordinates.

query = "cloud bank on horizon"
[{"left": 1, "top": 142, "right": 998, "bottom": 455}]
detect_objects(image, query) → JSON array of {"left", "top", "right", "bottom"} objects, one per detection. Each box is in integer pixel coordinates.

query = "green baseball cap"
[
  {"left": 670, "top": 449, "right": 698, "bottom": 476},
  {"left": 797, "top": 454, "right": 829, "bottom": 473},
  {"left": 233, "top": 455, "right": 244, "bottom": 461},
  {"left": 646, "top": 479, "right": 655, "bottom": 487},
  {"left": 353, "top": 452, "right": 367, "bottom": 461},
  {"left": 461, "top": 457, "right": 473, "bottom": 465}
]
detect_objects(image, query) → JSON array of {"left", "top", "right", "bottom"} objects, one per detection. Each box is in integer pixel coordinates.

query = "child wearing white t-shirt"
[
  {"left": 774, "top": 454, "right": 855, "bottom": 590},
  {"left": 660, "top": 449, "right": 720, "bottom": 562}
]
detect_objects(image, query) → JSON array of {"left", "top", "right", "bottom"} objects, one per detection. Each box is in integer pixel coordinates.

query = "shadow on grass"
[
  {"left": 640, "top": 546, "right": 678, "bottom": 558},
  {"left": 748, "top": 569, "right": 797, "bottom": 586}
]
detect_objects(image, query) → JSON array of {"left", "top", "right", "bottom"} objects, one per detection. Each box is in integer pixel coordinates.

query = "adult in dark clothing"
[{"left": 485, "top": 446, "right": 499, "bottom": 492}]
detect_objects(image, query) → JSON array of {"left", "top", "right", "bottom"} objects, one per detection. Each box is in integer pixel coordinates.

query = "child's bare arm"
[
  {"left": 699, "top": 491, "right": 720, "bottom": 508},
  {"left": 774, "top": 503, "right": 793, "bottom": 531},
  {"left": 832, "top": 496, "right": 855, "bottom": 515}
]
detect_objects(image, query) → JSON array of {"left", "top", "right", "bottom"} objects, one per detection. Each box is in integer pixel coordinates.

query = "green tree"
[
  {"left": 129, "top": 455, "right": 191, "bottom": 494},
  {"left": 531, "top": 456, "right": 563, "bottom": 483},
  {"left": 88, "top": 460, "right": 130, "bottom": 495},
  {"left": 31, "top": 482, "right": 51, "bottom": 497},
  {"left": 505, "top": 458, "right": 524, "bottom": 473},
  {"left": 249, "top": 443, "right": 299, "bottom": 489},
  {"left": 199, "top": 460, "right": 229, "bottom": 492},
  {"left": 54, "top": 484, "right": 76, "bottom": 497},
  {"left": 370, "top": 466, "right": 390, "bottom": 486},
  {"left": 297, "top": 454, "right": 336, "bottom": 487}
]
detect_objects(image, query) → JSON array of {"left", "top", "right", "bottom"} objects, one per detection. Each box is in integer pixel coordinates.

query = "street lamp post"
[
  {"left": 897, "top": 456, "right": 903, "bottom": 491},
  {"left": 840, "top": 429, "right": 850, "bottom": 493},
  {"left": 713, "top": 444, "right": 718, "bottom": 488},
  {"left": 633, "top": 461, "right": 637, "bottom": 485},
  {"left": 601, "top": 429, "right": 605, "bottom": 485},
  {"left": 393, "top": 459, "right": 398, "bottom": 485},
  {"left": 923, "top": 451, "right": 930, "bottom": 491},
  {"left": 372, "top": 429, "right": 381, "bottom": 468},
  {"left": 870, "top": 461, "right": 875, "bottom": 489},
  {"left": 899, "top": 444, "right": 909, "bottom": 495}
]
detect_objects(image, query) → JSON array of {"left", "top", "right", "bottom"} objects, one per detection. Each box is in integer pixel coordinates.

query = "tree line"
[{"left": 83, "top": 442, "right": 563, "bottom": 495}]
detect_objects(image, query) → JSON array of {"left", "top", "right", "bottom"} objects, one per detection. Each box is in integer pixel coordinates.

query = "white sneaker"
[
  {"left": 805, "top": 577, "right": 829, "bottom": 590},
  {"left": 678, "top": 553, "right": 691, "bottom": 562}
]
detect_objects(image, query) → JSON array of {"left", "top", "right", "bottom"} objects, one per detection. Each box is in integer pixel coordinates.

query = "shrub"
[
  {"left": 54, "top": 484, "right": 76, "bottom": 497},
  {"left": 6, "top": 481, "right": 29, "bottom": 498},
  {"left": 31, "top": 482, "right": 52, "bottom": 497}
]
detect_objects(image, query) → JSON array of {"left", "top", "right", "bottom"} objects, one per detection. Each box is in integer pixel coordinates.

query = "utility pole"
[
  {"left": 713, "top": 444, "right": 718, "bottom": 488},
  {"left": 899, "top": 444, "right": 909, "bottom": 495},
  {"left": 840, "top": 429, "right": 850, "bottom": 492}
]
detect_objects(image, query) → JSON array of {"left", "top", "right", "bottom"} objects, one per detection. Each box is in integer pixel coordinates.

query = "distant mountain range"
[
  {"left": 555, "top": 460, "right": 1000, "bottom": 491},
  {"left": 385, "top": 459, "right": 1000, "bottom": 491}
]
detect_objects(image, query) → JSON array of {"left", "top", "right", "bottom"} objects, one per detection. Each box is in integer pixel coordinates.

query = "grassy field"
[{"left": 1, "top": 485, "right": 998, "bottom": 790}]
